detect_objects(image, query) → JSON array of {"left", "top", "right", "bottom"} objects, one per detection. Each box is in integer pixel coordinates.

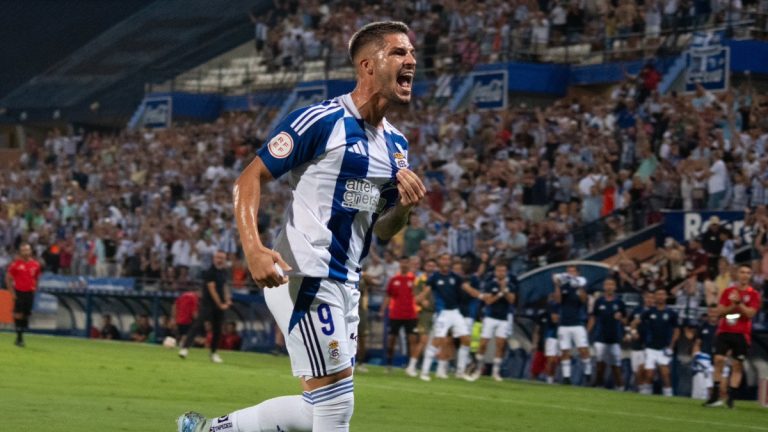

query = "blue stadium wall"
[{"left": 147, "top": 39, "right": 768, "bottom": 123}]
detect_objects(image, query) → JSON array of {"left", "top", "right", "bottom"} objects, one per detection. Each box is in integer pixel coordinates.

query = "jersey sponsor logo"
[
  {"left": 268, "top": 132, "right": 293, "bottom": 159},
  {"left": 328, "top": 340, "right": 341, "bottom": 364},
  {"left": 347, "top": 140, "right": 368, "bottom": 156},
  {"left": 342, "top": 179, "right": 381, "bottom": 212}
]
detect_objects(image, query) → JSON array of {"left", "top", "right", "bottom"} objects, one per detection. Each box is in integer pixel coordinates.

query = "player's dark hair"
[{"left": 348, "top": 21, "right": 410, "bottom": 63}]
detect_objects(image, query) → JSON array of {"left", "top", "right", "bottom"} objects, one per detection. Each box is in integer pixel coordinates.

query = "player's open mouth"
[{"left": 397, "top": 71, "right": 413, "bottom": 91}]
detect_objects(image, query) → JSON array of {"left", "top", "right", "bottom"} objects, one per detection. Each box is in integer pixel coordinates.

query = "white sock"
[
  {"left": 581, "top": 358, "right": 592, "bottom": 376},
  {"left": 421, "top": 345, "right": 438, "bottom": 375},
  {"left": 457, "top": 346, "right": 470, "bottom": 374},
  {"left": 640, "top": 384, "right": 653, "bottom": 394},
  {"left": 437, "top": 360, "right": 449, "bottom": 375},
  {"left": 662, "top": 387, "right": 673, "bottom": 397},
  {"left": 546, "top": 376, "right": 554, "bottom": 384},
  {"left": 492, "top": 358, "right": 502, "bottom": 376},
  {"left": 407, "top": 357, "right": 418, "bottom": 370},
  {"left": 561, "top": 359, "right": 572, "bottom": 378},
  {"left": 226, "top": 395, "right": 313, "bottom": 432},
  {"left": 310, "top": 377, "right": 355, "bottom": 432}
]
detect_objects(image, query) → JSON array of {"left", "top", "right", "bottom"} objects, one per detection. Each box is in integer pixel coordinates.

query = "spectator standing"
[
  {"left": 380, "top": 257, "right": 418, "bottom": 371},
  {"left": 700, "top": 216, "right": 728, "bottom": 278},
  {"left": 636, "top": 289, "right": 680, "bottom": 396},
  {"left": 553, "top": 266, "right": 593, "bottom": 385},
  {"left": 691, "top": 307, "right": 718, "bottom": 400},
  {"left": 470, "top": 263, "right": 517, "bottom": 382},
  {"left": 588, "top": 278, "right": 626, "bottom": 388},
  {"left": 4, "top": 243, "right": 42, "bottom": 347},
  {"left": 706, "top": 151, "right": 729, "bottom": 209},
  {"left": 627, "top": 291, "right": 654, "bottom": 392},
  {"left": 173, "top": 286, "right": 200, "bottom": 347},
  {"left": 179, "top": 250, "right": 232, "bottom": 363},
  {"left": 705, "top": 265, "right": 762, "bottom": 408}
]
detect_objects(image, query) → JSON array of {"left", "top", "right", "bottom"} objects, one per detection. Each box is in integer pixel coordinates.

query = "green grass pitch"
[{"left": 2, "top": 334, "right": 766, "bottom": 431}]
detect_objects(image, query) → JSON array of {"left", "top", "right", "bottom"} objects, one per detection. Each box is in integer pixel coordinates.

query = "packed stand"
[
  {"left": 249, "top": 0, "right": 763, "bottom": 73},
  {"left": 0, "top": 74, "right": 766, "bottom": 287}
]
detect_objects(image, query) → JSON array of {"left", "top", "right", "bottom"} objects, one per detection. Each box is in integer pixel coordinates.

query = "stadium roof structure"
[{"left": 1, "top": 0, "right": 261, "bottom": 124}]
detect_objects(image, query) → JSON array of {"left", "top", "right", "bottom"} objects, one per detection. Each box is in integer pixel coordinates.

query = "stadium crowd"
[
  {"left": 249, "top": 0, "right": 767, "bottom": 71},
  {"left": 0, "top": 71, "right": 766, "bottom": 292},
  {"left": 1, "top": 12, "right": 768, "bottom": 396}
]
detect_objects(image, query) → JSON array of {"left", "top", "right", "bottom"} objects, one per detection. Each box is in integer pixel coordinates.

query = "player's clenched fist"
[
  {"left": 246, "top": 247, "right": 291, "bottom": 288},
  {"left": 396, "top": 168, "right": 426, "bottom": 207}
]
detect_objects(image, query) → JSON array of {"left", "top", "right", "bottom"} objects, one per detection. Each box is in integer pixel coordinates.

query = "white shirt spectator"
[
  {"left": 708, "top": 159, "right": 728, "bottom": 194},
  {"left": 171, "top": 238, "right": 192, "bottom": 268},
  {"left": 550, "top": 4, "right": 567, "bottom": 25},
  {"left": 531, "top": 18, "right": 551, "bottom": 45},
  {"left": 578, "top": 173, "right": 606, "bottom": 197}
]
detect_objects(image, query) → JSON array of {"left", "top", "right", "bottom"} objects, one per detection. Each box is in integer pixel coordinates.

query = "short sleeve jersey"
[
  {"left": 257, "top": 94, "right": 409, "bottom": 283},
  {"left": 716, "top": 285, "right": 761, "bottom": 343},
  {"left": 558, "top": 275, "right": 587, "bottom": 326},
  {"left": 427, "top": 271, "right": 463, "bottom": 311},
  {"left": 591, "top": 296, "right": 626, "bottom": 344},
  {"left": 482, "top": 277, "right": 517, "bottom": 320},
  {"left": 641, "top": 307, "right": 679, "bottom": 349}
]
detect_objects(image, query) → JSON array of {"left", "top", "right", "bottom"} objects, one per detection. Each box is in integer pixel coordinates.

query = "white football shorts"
[
  {"left": 264, "top": 276, "right": 359, "bottom": 379},
  {"left": 545, "top": 337, "right": 560, "bottom": 357},
  {"left": 433, "top": 308, "right": 470, "bottom": 338},
  {"left": 480, "top": 315, "right": 513, "bottom": 340},
  {"left": 630, "top": 350, "right": 645, "bottom": 372},
  {"left": 594, "top": 342, "right": 622, "bottom": 366},
  {"left": 644, "top": 348, "right": 672, "bottom": 369},
  {"left": 557, "top": 325, "right": 589, "bottom": 351}
]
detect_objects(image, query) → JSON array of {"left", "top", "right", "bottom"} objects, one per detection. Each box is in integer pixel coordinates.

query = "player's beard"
[{"left": 378, "top": 73, "right": 410, "bottom": 106}]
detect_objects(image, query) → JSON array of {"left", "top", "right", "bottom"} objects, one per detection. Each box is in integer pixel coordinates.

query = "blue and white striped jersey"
[{"left": 257, "top": 93, "right": 408, "bottom": 283}]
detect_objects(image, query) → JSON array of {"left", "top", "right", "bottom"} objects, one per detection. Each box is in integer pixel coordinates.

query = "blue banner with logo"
[
  {"left": 295, "top": 84, "right": 327, "bottom": 107},
  {"left": 662, "top": 211, "right": 750, "bottom": 244},
  {"left": 470, "top": 70, "right": 508, "bottom": 110},
  {"left": 139, "top": 96, "right": 172, "bottom": 129},
  {"left": 686, "top": 31, "right": 730, "bottom": 92},
  {"left": 39, "top": 274, "right": 135, "bottom": 292}
]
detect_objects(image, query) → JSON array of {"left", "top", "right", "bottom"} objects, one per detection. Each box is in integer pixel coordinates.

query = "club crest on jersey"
[
  {"left": 393, "top": 152, "right": 408, "bottom": 169},
  {"left": 268, "top": 132, "right": 293, "bottom": 159},
  {"left": 328, "top": 340, "right": 341, "bottom": 364}
]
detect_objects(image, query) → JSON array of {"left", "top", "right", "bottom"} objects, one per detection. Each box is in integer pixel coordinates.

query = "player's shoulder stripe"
[
  {"left": 295, "top": 106, "right": 344, "bottom": 136},
  {"left": 289, "top": 100, "right": 339, "bottom": 129},
  {"left": 291, "top": 102, "right": 342, "bottom": 135}
]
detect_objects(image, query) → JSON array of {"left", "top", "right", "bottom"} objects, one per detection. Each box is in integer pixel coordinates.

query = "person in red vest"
[
  {"left": 173, "top": 286, "right": 200, "bottom": 347},
  {"left": 705, "top": 264, "right": 762, "bottom": 408},
  {"left": 4, "top": 243, "right": 42, "bottom": 347},
  {"left": 379, "top": 256, "right": 418, "bottom": 371}
]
